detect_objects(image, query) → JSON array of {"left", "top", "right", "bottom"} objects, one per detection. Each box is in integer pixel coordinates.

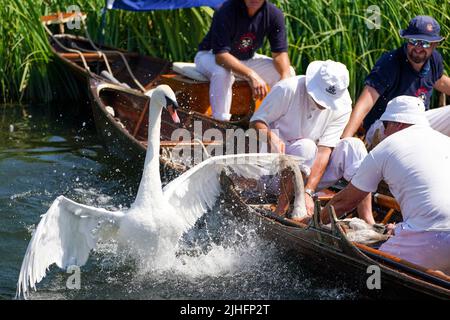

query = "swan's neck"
[{"left": 134, "top": 102, "right": 164, "bottom": 208}]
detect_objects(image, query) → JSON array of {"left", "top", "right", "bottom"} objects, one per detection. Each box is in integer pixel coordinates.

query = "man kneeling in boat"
[
  {"left": 249, "top": 60, "right": 372, "bottom": 222},
  {"left": 323, "top": 96, "right": 450, "bottom": 275}
]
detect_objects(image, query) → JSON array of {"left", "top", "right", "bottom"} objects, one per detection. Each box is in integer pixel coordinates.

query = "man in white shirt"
[
  {"left": 250, "top": 60, "right": 371, "bottom": 221},
  {"left": 323, "top": 95, "right": 450, "bottom": 274}
]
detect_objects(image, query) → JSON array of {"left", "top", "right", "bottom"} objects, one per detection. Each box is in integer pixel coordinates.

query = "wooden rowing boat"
[
  {"left": 42, "top": 13, "right": 170, "bottom": 90},
  {"left": 42, "top": 12, "right": 258, "bottom": 121}
]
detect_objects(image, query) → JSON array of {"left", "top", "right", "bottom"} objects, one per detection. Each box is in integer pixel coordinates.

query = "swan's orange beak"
[{"left": 167, "top": 105, "right": 180, "bottom": 123}]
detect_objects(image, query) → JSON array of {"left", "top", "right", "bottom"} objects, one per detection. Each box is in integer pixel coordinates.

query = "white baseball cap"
[
  {"left": 380, "top": 96, "right": 429, "bottom": 126},
  {"left": 305, "top": 60, "right": 352, "bottom": 111}
]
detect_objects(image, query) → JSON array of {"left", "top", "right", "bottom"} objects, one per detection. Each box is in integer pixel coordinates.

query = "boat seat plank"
[
  {"left": 141, "top": 140, "right": 223, "bottom": 148},
  {"left": 60, "top": 52, "right": 138, "bottom": 62},
  {"left": 159, "top": 74, "right": 258, "bottom": 116},
  {"left": 41, "top": 12, "right": 87, "bottom": 25}
]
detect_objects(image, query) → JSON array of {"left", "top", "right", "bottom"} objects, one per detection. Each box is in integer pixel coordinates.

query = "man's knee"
[
  {"left": 333, "top": 137, "right": 367, "bottom": 182},
  {"left": 337, "top": 137, "right": 367, "bottom": 160},
  {"left": 286, "top": 138, "right": 317, "bottom": 167},
  {"left": 210, "top": 66, "right": 233, "bottom": 81}
]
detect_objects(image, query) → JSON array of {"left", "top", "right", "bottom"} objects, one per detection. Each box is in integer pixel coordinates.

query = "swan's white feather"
[
  {"left": 163, "top": 153, "right": 305, "bottom": 230},
  {"left": 17, "top": 195, "right": 124, "bottom": 298}
]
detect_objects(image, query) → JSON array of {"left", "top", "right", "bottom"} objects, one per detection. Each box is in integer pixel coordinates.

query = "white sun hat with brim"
[
  {"left": 380, "top": 95, "right": 430, "bottom": 126},
  {"left": 305, "top": 60, "right": 352, "bottom": 111}
]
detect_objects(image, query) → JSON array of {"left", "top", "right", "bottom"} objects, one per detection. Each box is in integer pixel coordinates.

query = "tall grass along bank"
[{"left": 1, "top": 0, "right": 448, "bottom": 104}]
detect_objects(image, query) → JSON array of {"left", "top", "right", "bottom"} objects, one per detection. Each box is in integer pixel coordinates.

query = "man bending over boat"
[
  {"left": 341, "top": 16, "right": 450, "bottom": 148},
  {"left": 249, "top": 60, "right": 372, "bottom": 222},
  {"left": 324, "top": 96, "right": 450, "bottom": 275},
  {"left": 195, "top": 0, "right": 295, "bottom": 121}
]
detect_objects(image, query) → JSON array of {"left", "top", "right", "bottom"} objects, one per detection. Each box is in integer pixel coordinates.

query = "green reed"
[{"left": 0, "top": 0, "right": 448, "bottom": 104}]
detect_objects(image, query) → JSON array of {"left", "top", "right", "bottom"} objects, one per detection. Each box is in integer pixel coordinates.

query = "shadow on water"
[{"left": 0, "top": 103, "right": 361, "bottom": 300}]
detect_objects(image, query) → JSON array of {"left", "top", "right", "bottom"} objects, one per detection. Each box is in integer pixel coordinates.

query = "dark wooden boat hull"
[{"left": 48, "top": 34, "right": 171, "bottom": 91}]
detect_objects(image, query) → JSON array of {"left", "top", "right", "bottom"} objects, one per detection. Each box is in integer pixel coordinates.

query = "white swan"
[{"left": 17, "top": 84, "right": 307, "bottom": 298}]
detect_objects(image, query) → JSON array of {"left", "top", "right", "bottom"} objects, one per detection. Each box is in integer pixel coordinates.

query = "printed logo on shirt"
[
  {"left": 326, "top": 85, "right": 337, "bottom": 95},
  {"left": 415, "top": 86, "right": 428, "bottom": 102},
  {"left": 237, "top": 33, "right": 256, "bottom": 52}
]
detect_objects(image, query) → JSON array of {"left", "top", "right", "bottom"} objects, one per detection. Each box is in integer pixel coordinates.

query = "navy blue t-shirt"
[
  {"left": 198, "top": 0, "right": 288, "bottom": 60},
  {"left": 363, "top": 44, "right": 444, "bottom": 130}
]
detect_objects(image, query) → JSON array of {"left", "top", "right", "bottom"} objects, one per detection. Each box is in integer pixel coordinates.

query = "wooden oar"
[
  {"left": 373, "top": 193, "right": 400, "bottom": 211},
  {"left": 133, "top": 100, "right": 149, "bottom": 137},
  {"left": 60, "top": 52, "right": 139, "bottom": 62},
  {"left": 317, "top": 190, "right": 400, "bottom": 212},
  {"left": 373, "top": 193, "right": 400, "bottom": 224}
]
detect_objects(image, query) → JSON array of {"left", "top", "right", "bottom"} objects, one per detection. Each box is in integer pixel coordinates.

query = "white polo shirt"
[
  {"left": 250, "top": 76, "right": 351, "bottom": 148},
  {"left": 351, "top": 125, "right": 450, "bottom": 231}
]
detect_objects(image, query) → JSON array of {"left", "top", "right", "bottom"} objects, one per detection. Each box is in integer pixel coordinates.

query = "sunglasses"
[{"left": 407, "top": 38, "right": 432, "bottom": 49}]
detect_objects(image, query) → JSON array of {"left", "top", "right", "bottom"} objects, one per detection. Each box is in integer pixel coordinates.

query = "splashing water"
[{"left": 24, "top": 202, "right": 358, "bottom": 300}]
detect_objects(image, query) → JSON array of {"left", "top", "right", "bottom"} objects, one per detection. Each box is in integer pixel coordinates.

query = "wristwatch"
[{"left": 305, "top": 188, "right": 315, "bottom": 198}]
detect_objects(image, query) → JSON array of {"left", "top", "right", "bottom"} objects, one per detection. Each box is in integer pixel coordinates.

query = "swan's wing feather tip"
[{"left": 16, "top": 196, "right": 122, "bottom": 297}]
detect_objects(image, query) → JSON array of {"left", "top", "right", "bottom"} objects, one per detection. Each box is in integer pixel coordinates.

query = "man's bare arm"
[
  {"left": 215, "top": 52, "right": 267, "bottom": 99},
  {"left": 320, "top": 183, "right": 369, "bottom": 224},
  {"left": 250, "top": 120, "right": 285, "bottom": 153},
  {"left": 272, "top": 52, "right": 292, "bottom": 80},
  {"left": 434, "top": 74, "right": 450, "bottom": 96},
  {"left": 303, "top": 146, "right": 333, "bottom": 215},
  {"left": 341, "top": 85, "right": 380, "bottom": 138},
  {"left": 306, "top": 146, "right": 333, "bottom": 191}
]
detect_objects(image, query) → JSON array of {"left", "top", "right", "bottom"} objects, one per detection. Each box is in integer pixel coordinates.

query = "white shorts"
[
  {"left": 257, "top": 137, "right": 367, "bottom": 192},
  {"left": 379, "top": 223, "right": 450, "bottom": 275},
  {"left": 286, "top": 137, "right": 368, "bottom": 190}
]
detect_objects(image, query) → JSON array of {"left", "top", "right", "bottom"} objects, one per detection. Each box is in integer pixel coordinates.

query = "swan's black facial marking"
[
  {"left": 165, "top": 96, "right": 180, "bottom": 124},
  {"left": 165, "top": 96, "right": 179, "bottom": 110}
]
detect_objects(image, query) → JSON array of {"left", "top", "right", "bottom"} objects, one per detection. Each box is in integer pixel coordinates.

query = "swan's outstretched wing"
[
  {"left": 17, "top": 195, "right": 124, "bottom": 298},
  {"left": 163, "top": 153, "right": 307, "bottom": 230}
]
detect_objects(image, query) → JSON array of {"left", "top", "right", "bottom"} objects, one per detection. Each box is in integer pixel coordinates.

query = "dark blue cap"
[{"left": 400, "top": 16, "right": 444, "bottom": 42}]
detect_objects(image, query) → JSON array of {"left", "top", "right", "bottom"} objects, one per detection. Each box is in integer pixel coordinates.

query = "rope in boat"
[
  {"left": 80, "top": 18, "right": 146, "bottom": 92},
  {"left": 43, "top": 14, "right": 146, "bottom": 92},
  {"left": 193, "top": 138, "right": 211, "bottom": 159},
  {"left": 70, "top": 38, "right": 113, "bottom": 76},
  {"left": 43, "top": 24, "right": 91, "bottom": 72}
]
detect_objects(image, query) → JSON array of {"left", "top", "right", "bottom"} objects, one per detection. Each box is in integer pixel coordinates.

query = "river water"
[{"left": 0, "top": 103, "right": 359, "bottom": 300}]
